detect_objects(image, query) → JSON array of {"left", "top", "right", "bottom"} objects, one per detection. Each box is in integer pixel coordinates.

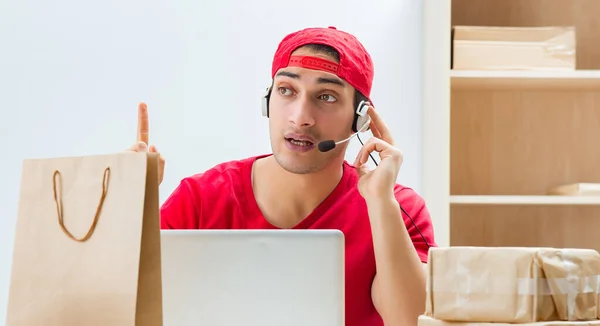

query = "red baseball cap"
[{"left": 271, "top": 26, "right": 374, "bottom": 100}]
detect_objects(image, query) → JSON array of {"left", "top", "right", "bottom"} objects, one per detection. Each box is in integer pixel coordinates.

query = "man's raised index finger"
[
  {"left": 137, "top": 102, "right": 149, "bottom": 144},
  {"left": 367, "top": 107, "right": 393, "bottom": 145}
]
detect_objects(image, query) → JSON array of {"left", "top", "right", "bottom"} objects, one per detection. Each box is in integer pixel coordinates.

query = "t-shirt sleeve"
[
  {"left": 159, "top": 178, "right": 200, "bottom": 229},
  {"left": 394, "top": 186, "right": 437, "bottom": 263}
]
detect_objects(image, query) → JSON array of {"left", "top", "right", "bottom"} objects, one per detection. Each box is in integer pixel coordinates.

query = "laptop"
[{"left": 160, "top": 229, "right": 345, "bottom": 326}]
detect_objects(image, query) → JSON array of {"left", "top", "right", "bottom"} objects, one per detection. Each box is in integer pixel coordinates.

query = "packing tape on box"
[
  {"left": 426, "top": 248, "right": 600, "bottom": 321},
  {"left": 429, "top": 275, "right": 600, "bottom": 295},
  {"left": 428, "top": 275, "right": 600, "bottom": 320}
]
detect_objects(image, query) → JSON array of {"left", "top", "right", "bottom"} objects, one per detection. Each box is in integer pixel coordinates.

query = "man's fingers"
[
  {"left": 367, "top": 107, "right": 394, "bottom": 145},
  {"left": 354, "top": 138, "right": 379, "bottom": 167},
  {"left": 128, "top": 141, "right": 148, "bottom": 152},
  {"left": 137, "top": 102, "right": 149, "bottom": 144},
  {"left": 356, "top": 163, "right": 370, "bottom": 177},
  {"left": 358, "top": 138, "right": 384, "bottom": 165},
  {"left": 369, "top": 120, "right": 382, "bottom": 139},
  {"left": 354, "top": 137, "right": 399, "bottom": 167}
]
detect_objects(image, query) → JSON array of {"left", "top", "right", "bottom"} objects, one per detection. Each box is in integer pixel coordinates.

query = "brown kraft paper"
[
  {"left": 537, "top": 248, "right": 600, "bottom": 321},
  {"left": 418, "top": 315, "right": 600, "bottom": 326},
  {"left": 6, "top": 152, "right": 163, "bottom": 326},
  {"left": 425, "top": 246, "right": 600, "bottom": 323}
]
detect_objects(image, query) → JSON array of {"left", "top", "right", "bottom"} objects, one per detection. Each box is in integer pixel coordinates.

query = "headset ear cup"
[
  {"left": 261, "top": 97, "right": 269, "bottom": 117},
  {"left": 356, "top": 115, "right": 369, "bottom": 132},
  {"left": 261, "top": 87, "right": 271, "bottom": 117},
  {"left": 353, "top": 100, "right": 370, "bottom": 132}
]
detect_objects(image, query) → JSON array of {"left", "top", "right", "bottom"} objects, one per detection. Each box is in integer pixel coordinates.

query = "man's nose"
[{"left": 288, "top": 95, "right": 315, "bottom": 128}]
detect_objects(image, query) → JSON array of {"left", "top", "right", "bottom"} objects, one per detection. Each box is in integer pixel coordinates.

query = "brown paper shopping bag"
[{"left": 6, "top": 152, "right": 163, "bottom": 326}]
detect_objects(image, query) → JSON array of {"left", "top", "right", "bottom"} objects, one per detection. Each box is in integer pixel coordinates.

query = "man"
[{"left": 131, "top": 26, "right": 436, "bottom": 326}]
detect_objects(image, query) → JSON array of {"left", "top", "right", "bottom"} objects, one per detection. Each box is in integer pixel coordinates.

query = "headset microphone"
[
  {"left": 318, "top": 119, "right": 371, "bottom": 153},
  {"left": 317, "top": 140, "right": 336, "bottom": 152}
]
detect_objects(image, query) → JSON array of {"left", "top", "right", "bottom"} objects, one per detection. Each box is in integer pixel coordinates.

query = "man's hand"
[
  {"left": 128, "top": 102, "right": 166, "bottom": 184},
  {"left": 353, "top": 107, "right": 403, "bottom": 200}
]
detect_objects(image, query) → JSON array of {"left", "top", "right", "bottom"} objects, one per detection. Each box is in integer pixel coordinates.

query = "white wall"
[
  {"left": 422, "top": 1, "right": 451, "bottom": 248},
  {"left": 0, "top": 0, "right": 423, "bottom": 321}
]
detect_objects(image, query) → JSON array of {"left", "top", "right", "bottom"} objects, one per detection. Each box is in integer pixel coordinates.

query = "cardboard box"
[
  {"left": 425, "top": 247, "right": 600, "bottom": 323},
  {"left": 452, "top": 26, "right": 576, "bottom": 70},
  {"left": 418, "top": 315, "right": 600, "bottom": 326},
  {"left": 547, "top": 183, "right": 600, "bottom": 196}
]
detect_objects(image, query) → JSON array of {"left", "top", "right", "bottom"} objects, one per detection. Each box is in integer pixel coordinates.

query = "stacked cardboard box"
[
  {"left": 419, "top": 247, "right": 600, "bottom": 325},
  {"left": 452, "top": 26, "right": 576, "bottom": 70},
  {"left": 419, "top": 316, "right": 600, "bottom": 326}
]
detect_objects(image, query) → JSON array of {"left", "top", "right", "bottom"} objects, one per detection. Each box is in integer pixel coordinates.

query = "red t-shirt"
[{"left": 160, "top": 154, "right": 437, "bottom": 326}]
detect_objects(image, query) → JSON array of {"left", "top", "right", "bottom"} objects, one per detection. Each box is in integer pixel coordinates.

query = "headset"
[{"left": 261, "top": 85, "right": 431, "bottom": 249}]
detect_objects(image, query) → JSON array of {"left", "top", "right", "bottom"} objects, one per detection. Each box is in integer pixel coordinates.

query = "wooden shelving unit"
[
  {"left": 450, "top": 196, "right": 600, "bottom": 206},
  {"left": 421, "top": 0, "right": 600, "bottom": 251},
  {"left": 451, "top": 70, "right": 600, "bottom": 90}
]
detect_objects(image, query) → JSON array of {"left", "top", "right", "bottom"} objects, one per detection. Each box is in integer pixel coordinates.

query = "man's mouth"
[{"left": 286, "top": 137, "right": 314, "bottom": 147}]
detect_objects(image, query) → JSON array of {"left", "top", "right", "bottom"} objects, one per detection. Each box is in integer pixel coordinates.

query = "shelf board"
[
  {"left": 450, "top": 195, "right": 600, "bottom": 205},
  {"left": 451, "top": 70, "right": 600, "bottom": 90}
]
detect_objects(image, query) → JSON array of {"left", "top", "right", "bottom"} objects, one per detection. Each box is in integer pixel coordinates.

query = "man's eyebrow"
[
  {"left": 317, "top": 77, "right": 345, "bottom": 87},
  {"left": 275, "top": 71, "right": 300, "bottom": 79}
]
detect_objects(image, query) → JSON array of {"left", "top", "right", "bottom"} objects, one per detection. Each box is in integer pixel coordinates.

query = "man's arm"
[
  {"left": 351, "top": 106, "right": 436, "bottom": 326},
  {"left": 368, "top": 189, "right": 435, "bottom": 326}
]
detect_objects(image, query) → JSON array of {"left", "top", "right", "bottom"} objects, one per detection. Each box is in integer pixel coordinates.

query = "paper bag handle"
[{"left": 52, "top": 167, "right": 111, "bottom": 242}]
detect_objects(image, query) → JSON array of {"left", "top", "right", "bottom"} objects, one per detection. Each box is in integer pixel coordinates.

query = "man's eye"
[
  {"left": 319, "top": 94, "right": 337, "bottom": 102},
  {"left": 278, "top": 87, "right": 292, "bottom": 96}
]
